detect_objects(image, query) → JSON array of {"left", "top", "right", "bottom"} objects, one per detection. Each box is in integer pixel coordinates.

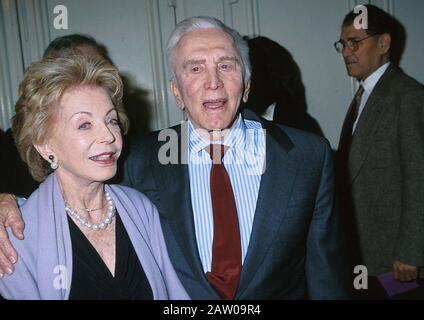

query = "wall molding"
[
  {"left": 16, "top": 0, "right": 50, "bottom": 68},
  {"left": 0, "top": 0, "right": 50, "bottom": 130},
  {"left": 146, "top": 0, "right": 171, "bottom": 130},
  {"left": 248, "top": 0, "right": 261, "bottom": 36},
  {"left": 0, "top": 0, "right": 23, "bottom": 130},
  {"left": 223, "top": 0, "right": 236, "bottom": 27}
]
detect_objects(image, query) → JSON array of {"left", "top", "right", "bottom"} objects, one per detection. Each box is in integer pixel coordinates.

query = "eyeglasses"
[{"left": 334, "top": 34, "right": 380, "bottom": 53}]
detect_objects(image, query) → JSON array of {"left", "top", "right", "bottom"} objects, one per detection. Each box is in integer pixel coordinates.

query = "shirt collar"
[
  {"left": 188, "top": 114, "right": 246, "bottom": 154},
  {"left": 360, "top": 62, "right": 390, "bottom": 94}
]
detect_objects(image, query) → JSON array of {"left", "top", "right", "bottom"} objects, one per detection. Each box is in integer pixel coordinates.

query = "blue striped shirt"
[{"left": 188, "top": 114, "right": 266, "bottom": 273}]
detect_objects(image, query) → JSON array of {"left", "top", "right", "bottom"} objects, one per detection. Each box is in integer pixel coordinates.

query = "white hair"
[{"left": 166, "top": 16, "right": 251, "bottom": 85}]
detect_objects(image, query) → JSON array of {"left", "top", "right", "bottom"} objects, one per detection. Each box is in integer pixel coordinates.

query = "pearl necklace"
[{"left": 65, "top": 192, "right": 116, "bottom": 231}]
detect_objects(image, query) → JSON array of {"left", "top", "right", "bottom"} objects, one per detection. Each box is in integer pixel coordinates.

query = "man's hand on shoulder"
[{"left": 0, "top": 193, "right": 24, "bottom": 277}]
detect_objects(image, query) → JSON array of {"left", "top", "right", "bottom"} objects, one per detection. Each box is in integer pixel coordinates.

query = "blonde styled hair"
[{"left": 12, "top": 50, "right": 128, "bottom": 182}]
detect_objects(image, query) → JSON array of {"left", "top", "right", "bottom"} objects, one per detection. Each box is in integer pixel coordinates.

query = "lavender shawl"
[{"left": 0, "top": 173, "right": 189, "bottom": 300}]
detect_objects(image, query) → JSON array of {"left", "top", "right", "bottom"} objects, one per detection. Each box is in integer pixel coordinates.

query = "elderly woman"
[{"left": 0, "top": 51, "right": 189, "bottom": 300}]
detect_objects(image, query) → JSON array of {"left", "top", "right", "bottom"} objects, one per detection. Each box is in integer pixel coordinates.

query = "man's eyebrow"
[
  {"left": 182, "top": 56, "right": 240, "bottom": 68},
  {"left": 217, "top": 56, "right": 239, "bottom": 63},
  {"left": 183, "top": 59, "right": 206, "bottom": 69}
]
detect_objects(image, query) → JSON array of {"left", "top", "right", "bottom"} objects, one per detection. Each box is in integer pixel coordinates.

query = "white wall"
[
  {"left": 257, "top": 0, "right": 353, "bottom": 147},
  {"left": 1, "top": 0, "right": 423, "bottom": 148},
  {"left": 393, "top": 0, "right": 424, "bottom": 84},
  {"left": 46, "top": 0, "right": 174, "bottom": 131}
]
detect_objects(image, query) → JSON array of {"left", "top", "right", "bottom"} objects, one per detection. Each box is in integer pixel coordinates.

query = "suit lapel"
[
  {"left": 349, "top": 65, "right": 397, "bottom": 182},
  {"left": 236, "top": 115, "right": 299, "bottom": 297},
  {"left": 151, "top": 124, "right": 216, "bottom": 296}
]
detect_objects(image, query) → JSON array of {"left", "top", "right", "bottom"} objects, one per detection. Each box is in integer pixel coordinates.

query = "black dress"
[{"left": 67, "top": 213, "right": 153, "bottom": 300}]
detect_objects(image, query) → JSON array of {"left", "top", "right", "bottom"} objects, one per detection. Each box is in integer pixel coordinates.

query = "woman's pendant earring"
[{"left": 49, "top": 155, "right": 58, "bottom": 170}]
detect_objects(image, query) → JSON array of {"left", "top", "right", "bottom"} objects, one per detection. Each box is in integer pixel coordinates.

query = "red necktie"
[{"left": 205, "top": 144, "right": 242, "bottom": 300}]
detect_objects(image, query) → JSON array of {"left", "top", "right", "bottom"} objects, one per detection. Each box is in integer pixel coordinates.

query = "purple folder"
[{"left": 377, "top": 272, "right": 420, "bottom": 296}]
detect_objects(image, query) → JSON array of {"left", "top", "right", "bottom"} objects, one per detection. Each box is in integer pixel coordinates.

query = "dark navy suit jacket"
[{"left": 123, "top": 109, "right": 350, "bottom": 299}]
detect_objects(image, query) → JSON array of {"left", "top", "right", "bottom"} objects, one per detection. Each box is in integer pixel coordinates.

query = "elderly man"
[
  {"left": 1, "top": 16, "right": 348, "bottom": 299},
  {"left": 334, "top": 5, "right": 424, "bottom": 298}
]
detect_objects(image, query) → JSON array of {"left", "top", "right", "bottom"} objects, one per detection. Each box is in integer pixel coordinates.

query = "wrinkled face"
[
  {"left": 340, "top": 24, "right": 389, "bottom": 80},
  {"left": 170, "top": 28, "right": 250, "bottom": 133},
  {"left": 44, "top": 85, "right": 122, "bottom": 185}
]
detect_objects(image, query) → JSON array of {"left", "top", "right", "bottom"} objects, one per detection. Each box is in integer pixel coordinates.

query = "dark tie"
[
  {"left": 338, "top": 85, "right": 364, "bottom": 150},
  {"left": 336, "top": 86, "right": 365, "bottom": 266},
  {"left": 205, "top": 144, "right": 242, "bottom": 300},
  {"left": 337, "top": 85, "right": 365, "bottom": 180}
]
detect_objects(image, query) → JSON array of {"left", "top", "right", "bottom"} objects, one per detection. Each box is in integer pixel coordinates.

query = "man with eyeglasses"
[
  {"left": 0, "top": 16, "right": 350, "bottom": 300},
  {"left": 334, "top": 5, "right": 424, "bottom": 299}
]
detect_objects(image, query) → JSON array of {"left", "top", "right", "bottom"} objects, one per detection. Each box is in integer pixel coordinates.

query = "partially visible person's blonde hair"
[{"left": 12, "top": 50, "right": 129, "bottom": 182}]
